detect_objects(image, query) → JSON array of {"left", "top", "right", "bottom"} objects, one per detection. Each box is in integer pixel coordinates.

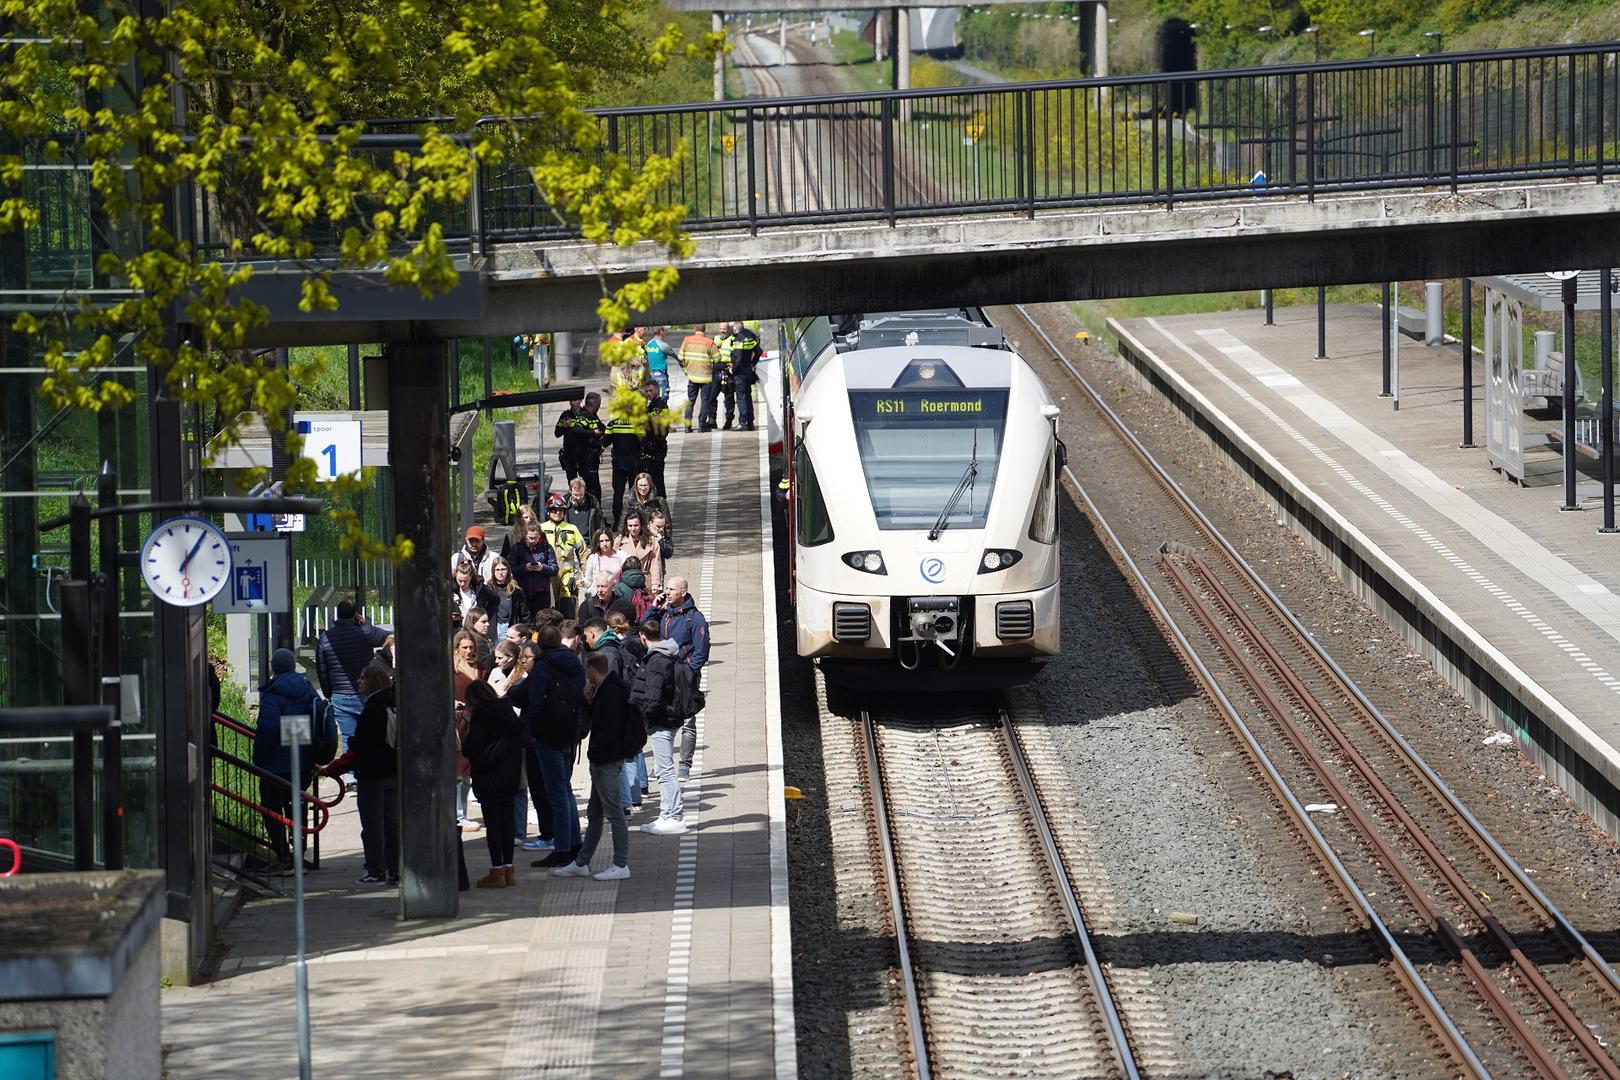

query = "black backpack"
[
  {"left": 309, "top": 695, "right": 340, "bottom": 766},
  {"left": 539, "top": 675, "right": 588, "bottom": 745},
  {"left": 669, "top": 662, "right": 706, "bottom": 719}
]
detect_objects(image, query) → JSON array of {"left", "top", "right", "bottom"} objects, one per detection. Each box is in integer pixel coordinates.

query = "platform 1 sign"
[
  {"left": 297, "top": 417, "right": 362, "bottom": 481},
  {"left": 216, "top": 535, "right": 291, "bottom": 614}
]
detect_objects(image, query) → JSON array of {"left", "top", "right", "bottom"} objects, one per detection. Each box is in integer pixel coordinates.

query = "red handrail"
[
  {"left": 209, "top": 782, "right": 332, "bottom": 834},
  {"left": 0, "top": 837, "right": 19, "bottom": 876},
  {"left": 212, "top": 711, "right": 346, "bottom": 810}
]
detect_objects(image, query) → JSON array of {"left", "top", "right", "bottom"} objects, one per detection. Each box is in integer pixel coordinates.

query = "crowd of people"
[{"left": 254, "top": 334, "right": 729, "bottom": 888}]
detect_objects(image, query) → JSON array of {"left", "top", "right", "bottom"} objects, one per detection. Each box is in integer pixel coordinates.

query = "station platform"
[
  {"left": 162, "top": 424, "right": 795, "bottom": 1078},
  {"left": 1109, "top": 304, "right": 1620, "bottom": 837}
]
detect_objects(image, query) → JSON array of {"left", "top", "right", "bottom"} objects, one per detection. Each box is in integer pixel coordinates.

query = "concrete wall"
[{"left": 0, "top": 931, "right": 161, "bottom": 1080}]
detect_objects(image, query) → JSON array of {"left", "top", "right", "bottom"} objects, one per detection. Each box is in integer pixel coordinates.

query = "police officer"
[
  {"left": 639, "top": 380, "right": 671, "bottom": 497},
  {"left": 713, "top": 324, "right": 736, "bottom": 430},
  {"left": 725, "top": 320, "right": 761, "bottom": 431},
  {"left": 558, "top": 392, "right": 605, "bottom": 505},
  {"left": 677, "top": 325, "right": 718, "bottom": 433},
  {"left": 604, "top": 393, "right": 641, "bottom": 528}
]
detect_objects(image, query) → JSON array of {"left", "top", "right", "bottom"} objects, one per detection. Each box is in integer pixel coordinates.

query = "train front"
[{"left": 792, "top": 345, "right": 1061, "bottom": 689}]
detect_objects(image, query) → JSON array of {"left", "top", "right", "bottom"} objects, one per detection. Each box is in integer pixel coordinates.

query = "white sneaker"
[
  {"left": 552, "top": 862, "right": 592, "bottom": 877},
  {"left": 593, "top": 864, "right": 631, "bottom": 881},
  {"left": 641, "top": 817, "right": 688, "bottom": 835}
]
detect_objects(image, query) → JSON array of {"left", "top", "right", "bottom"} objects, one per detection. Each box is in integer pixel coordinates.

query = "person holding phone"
[{"left": 507, "top": 519, "right": 559, "bottom": 616}]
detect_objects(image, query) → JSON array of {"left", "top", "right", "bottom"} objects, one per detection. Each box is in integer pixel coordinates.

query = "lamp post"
[
  {"left": 1304, "top": 25, "right": 1320, "bottom": 61},
  {"left": 1422, "top": 30, "right": 1444, "bottom": 54},
  {"left": 1358, "top": 28, "right": 1376, "bottom": 55}
]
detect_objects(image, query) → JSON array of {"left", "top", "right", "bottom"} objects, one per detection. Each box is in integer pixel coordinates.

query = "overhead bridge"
[{"left": 235, "top": 42, "right": 1620, "bottom": 344}]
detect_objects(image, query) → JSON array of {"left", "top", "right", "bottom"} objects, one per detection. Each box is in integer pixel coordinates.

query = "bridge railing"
[{"left": 476, "top": 40, "right": 1620, "bottom": 245}]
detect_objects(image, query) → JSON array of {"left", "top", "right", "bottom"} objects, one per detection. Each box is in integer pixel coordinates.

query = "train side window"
[
  {"left": 795, "top": 446, "right": 835, "bottom": 547},
  {"left": 1028, "top": 448, "right": 1057, "bottom": 545}
]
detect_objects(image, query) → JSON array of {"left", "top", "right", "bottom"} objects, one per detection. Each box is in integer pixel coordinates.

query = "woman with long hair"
[
  {"left": 583, "top": 528, "right": 622, "bottom": 585},
  {"left": 501, "top": 504, "right": 541, "bottom": 560},
  {"left": 460, "top": 680, "right": 524, "bottom": 887},
  {"left": 507, "top": 518, "right": 558, "bottom": 615},
  {"left": 450, "top": 559, "right": 499, "bottom": 632},
  {"left": 487, "top": 556, "right": 530, "bottom": 640},
  {"left": 627, "top": 472, "right": 671, "bottom": 537},
  {"left": 464, "top": 607, "right": 496, "bottom": 673},
  {"left": 615, "top": 508, "right": 662, "bottom": 592},
  {"left": 452, "top": 630, "right": 480, "bottom": 829}
]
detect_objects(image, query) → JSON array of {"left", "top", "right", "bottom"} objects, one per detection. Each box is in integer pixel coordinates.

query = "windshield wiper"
[{"left": 927, "top": 428, "right": 978, "bottom": 541}]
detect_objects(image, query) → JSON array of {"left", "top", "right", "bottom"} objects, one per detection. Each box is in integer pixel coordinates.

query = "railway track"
[
  {"left": 860, "top": 703, "right": 1139, "bottom": 1079},
  {"left": 1005, "top": 302, "right": 1620, "bottom": 1078}
]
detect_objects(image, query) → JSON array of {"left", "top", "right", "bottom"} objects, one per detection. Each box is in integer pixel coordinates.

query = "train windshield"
[{"left": 848, "top": 389, "right": 1009, "bottom": 530}]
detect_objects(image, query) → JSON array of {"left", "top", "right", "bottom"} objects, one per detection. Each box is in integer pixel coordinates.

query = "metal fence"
[
  {"left": 293, "top": 557, "right": 396, "bottom": 642},
  {"left": 476, "top": 41, "right": 1620, "bottom": 243},
  {"left": 19, "top": 41, "right": 1620, "bottom": 276}
]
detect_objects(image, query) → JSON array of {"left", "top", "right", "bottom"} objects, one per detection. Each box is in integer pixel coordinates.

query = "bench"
[{"left": 1394, "top": 306, "right": 1427, "bottom": 340}]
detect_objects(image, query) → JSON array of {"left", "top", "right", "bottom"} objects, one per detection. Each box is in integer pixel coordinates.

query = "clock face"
[{"left": 141, "top": 517, "right": 232, "bottom": 607}]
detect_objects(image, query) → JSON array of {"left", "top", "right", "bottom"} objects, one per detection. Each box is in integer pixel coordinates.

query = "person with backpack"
[
  {"left": 524, "top": 627, "right": 587, "bottom": 868},
  {"left": 253, "top": 648, "right": 322, "bottom": 871},
  {"left": 315, "top": 599, "right": 390, "bottom": 767},
  {"left": 461, "top": 680, "right": 525, "bottom": 888},
  {"left": 320, "top": 664, "right": 399, "bottom": 885},
  {"left": 630, "top": 621, "right": 687, "bottom": 835},
  {"left": 658, "top": 575, "right": 710, "bottom": 782},
  {"left": 613, "top": 556, "right": 659, "bottom": 623},
  {"left": 577, "top": 571, "right": 635, "bottom": 625},
  {"left": 552, "top": 650, "right": 641, "bottom": 881},
  {"left": 603, "top": 611, "right": 648, "bottom": 811}
]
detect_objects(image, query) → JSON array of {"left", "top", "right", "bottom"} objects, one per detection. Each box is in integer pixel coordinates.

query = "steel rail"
[
  {"left": 1011, "top": 302, "right": 1620, "bottom": 1050},
  {"left": 1159, "top": 552, "right": 1564, "bottom": 1078},
  {"left": 1171, "top": 546, "right": 1620, "bottom": 1078},
  {"left": 1002, "top": 304, "right": 1489, "bottom": 1075},
  {"left": 860, "top": 710, "right": 931, "bottom": 1080},
  {"left": 1053, "top": 457, "right": 1489, "bottom": 1077},
  {"left": 998, "top": 707, "right": 1140, "bottom": 1080}
]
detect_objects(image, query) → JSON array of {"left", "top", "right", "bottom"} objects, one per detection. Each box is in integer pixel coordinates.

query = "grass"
[{"left": 1070, "top": 285, "right": 1384, "bottom": 341}]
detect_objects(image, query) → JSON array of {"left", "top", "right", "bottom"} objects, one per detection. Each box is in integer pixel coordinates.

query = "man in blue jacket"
[
  {"left": 658, "top": 575, "right": 709, "bottom": 781},
  {"left": 254, "top": 648, "right": 317, "bottom": 870}
]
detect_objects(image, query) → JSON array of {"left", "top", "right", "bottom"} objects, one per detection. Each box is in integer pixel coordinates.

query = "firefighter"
[
  {"left": 539, "top": 493, "right": 588, "bottom": 618},
  {"left": 676, "top": 324, "right": 718, "bottom": 433}
]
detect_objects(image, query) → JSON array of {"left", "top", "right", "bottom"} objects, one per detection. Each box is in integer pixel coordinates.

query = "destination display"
[{"left": 849, "top": 389, "right": 1007, "bottom": 423}]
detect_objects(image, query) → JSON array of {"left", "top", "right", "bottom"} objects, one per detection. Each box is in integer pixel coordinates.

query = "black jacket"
[
  {"left": 577, "top": 593, "right": 635, "bottom": 625},
  {"left": 585, "top": 673, "right": 634, "bottom": 764},
  {"left": 451, "top": 582, "right": 502, "bottom": 628},
  {"left": 565, "top": 495, "right": 604, "bottom": 542},
  {"left": 629, "top": 640, "right": 681, "bottom": 731},
  {"left": 462, "top": 697, "right": 524, "bottom": 796},
  {"left": 488, "top": 585, "right": 530, "bottom": 630},
  {"left": 317, "top": 617, "right": 388, "bottom": 696},
  {"left": 351, "top": 687, "right": 397, "bottom": 782},
  {"left": 728, "top": 326, "right": 761, "bottom": 380},
  {"left": 524, "top": 645, "right": 587, "bottom": 749},
  {"left": 558, "top": 407, "right": 604, "bottom": 461}
]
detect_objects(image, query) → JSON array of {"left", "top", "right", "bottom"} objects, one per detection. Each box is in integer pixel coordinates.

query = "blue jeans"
[
  {"left": 537, "top": 743, "right": 580, "bottom": 853},
  {"left": 649, "top": 369, "right": 669, "bottom": 399},
  {"left": 331, "top": 692, "right": 364, "bottom": 753},
  {"left": 649, "top": 729, "right": 683, "bottom": 821},
  {"left": 620, "top": 751, "right": 647, "bottom": 809}
]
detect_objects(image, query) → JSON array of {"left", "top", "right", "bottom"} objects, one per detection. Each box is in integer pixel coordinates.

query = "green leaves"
[{"left": 2, "top": 0, "right": 714, "bottom": 561}]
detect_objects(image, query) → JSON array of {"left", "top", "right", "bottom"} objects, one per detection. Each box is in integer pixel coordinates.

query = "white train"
[{"left": 782, "top": 310, "right": 1062, "bottom": 690}]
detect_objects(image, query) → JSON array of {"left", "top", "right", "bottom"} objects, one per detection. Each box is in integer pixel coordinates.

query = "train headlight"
[
  {"left": 844, "top": 550, "right": 887, "bottom": 575},
  {"left": 978, "top": 549, "right": 1023, "bottom": 573}
]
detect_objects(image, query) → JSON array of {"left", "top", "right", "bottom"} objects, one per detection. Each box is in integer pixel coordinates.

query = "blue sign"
[
  {"left": 919, "top": 557, "right": 945, "bottom": 584},
  {"left": 233, "top": 565, "right": 266, "bottom": 606}
]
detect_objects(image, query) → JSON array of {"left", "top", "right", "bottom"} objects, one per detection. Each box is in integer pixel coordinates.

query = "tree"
[{"left": 0, "top": 0, "right": 718, "bottom": 558}]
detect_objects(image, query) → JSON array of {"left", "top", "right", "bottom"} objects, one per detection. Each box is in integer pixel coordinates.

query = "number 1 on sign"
[{"left": 321, "top": 444, "right": 337, "bottom": 476}]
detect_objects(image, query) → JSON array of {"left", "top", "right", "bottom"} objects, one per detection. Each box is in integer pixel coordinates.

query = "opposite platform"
[
  {"left": 162, "top": 423, "right": 795, "bottom": 1079},
  {"left": 1111, "top": 304, "right": 1620, "bottom": 836}
]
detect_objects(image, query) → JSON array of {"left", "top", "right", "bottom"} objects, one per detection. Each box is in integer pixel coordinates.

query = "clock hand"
[{"left": 179, "top": 530, "right": 208, "bottom": 575}]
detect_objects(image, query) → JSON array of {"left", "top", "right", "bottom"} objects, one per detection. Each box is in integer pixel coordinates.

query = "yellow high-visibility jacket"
[{"left": 678, "top": 333, "right": 717, "bottom": 383}]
